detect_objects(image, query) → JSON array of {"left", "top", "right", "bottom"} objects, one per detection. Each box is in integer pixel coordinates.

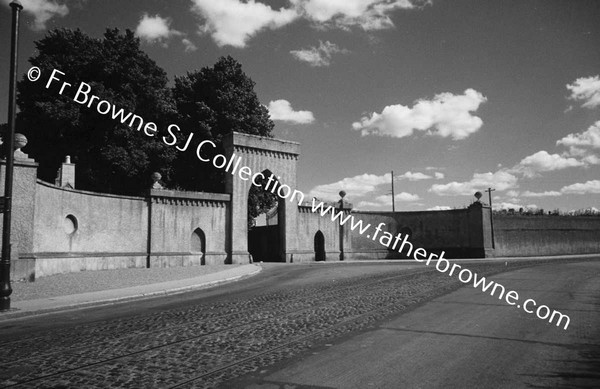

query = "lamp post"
[
  {"left": 1, "top": 0, "right": 23, "bottom": 311},
  {"left": 338, "top": 190, "right": 346, "bottom": 261}
]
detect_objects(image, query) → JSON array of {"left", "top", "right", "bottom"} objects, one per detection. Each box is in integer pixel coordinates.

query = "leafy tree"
[
  {"left": 172, "top": 56, "right": 276, "bottom": 224},
  {"left": 15, "top": 28, "right": 177, "bottom": 195},
  {"left": 172, "top": 56, "right": 274, "bottom": 192},
  {"left": 247, "top": 170, "right": 280, "bottom": 228}
]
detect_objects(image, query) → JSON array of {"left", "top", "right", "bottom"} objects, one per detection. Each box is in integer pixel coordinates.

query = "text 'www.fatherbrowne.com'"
[
  {"left": 30, "top": 66, "right": 571, "bottom": 331},
  {"left": 310, "top": 198, "right": 571, "bottom": 330}
]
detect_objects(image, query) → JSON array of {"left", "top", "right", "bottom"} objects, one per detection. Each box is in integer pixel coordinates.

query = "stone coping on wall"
[
  {"left": 37, "top": 179, "right": 145, "bottom": 201},
  {"left": 22, "top": 251, "right": 228, "bottom": 259},
  {"left": 351, "top": 208, "right": 477, "bottom": 216},
  {"left": 149, "top": 188, "right": 230, "bottom": 202},
  {"left": 0, "top": 158, "right": 39, "bottom": 168},
  {"left": 298, "top": 200, "right": 353, "bottom": 211},
  {"left": 224, "top": 132, "right": 300, "bottom": 156},
  {"left": 494, "top": 214, "right": 600, "bottom": 220},
  {"left": 37, "top": 180, "right": 232, "bottom": 204}
]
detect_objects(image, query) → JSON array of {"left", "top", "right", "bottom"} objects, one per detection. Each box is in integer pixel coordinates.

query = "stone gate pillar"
[
  {"left": 223, "top": 132, "right": 300, "bottom": 264},
  {"left": 467, "top": 201, "right": 495, "bottom": 258},
  {"left": 0, "top": 135, "right": 39, "bottom": 280}
]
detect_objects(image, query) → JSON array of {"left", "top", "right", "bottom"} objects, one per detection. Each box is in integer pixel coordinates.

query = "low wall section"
[
  {"left": 494, "top": 215, "right": 600, "bottom": 256},
  {"left": 347, "top": 203, "right": 492, "bottom": 259},
  {"left": 149, "top": 189, "right": 229, "bottom": 267},
  {"left": 294, "top": 203, "right": 349, "bottom": 262},
  {"left": 32, "top": 181, "right": 148, "bottom": 278}
]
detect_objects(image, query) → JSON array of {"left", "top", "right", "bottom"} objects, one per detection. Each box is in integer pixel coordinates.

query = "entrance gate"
[{"left": 223, "top": 133, "right": 300, "bottom": 264}]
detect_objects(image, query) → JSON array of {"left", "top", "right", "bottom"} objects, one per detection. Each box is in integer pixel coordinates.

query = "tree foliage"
[
  {"left": 16, "top": 28, "right": 176, "bottom": 195},
  {"left": 13, "top": 29, "right": 277, "bottom": 221},
  {"left": 171, "top": 56, "right": 277, "bottom": 220},
  {"left": 171, "top": 55, "right": 274, "bottom": 193},
  {"left": 247, "top": 170, "right": 280, "bottom": 228}
]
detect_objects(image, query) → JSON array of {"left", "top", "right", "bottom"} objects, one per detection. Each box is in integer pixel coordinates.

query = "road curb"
[{"left": 0, "top": 265, "right": 262, "bottom": 321}]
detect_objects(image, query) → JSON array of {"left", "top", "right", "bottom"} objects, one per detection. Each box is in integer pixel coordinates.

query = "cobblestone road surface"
[{"left": 0, "top": 259, "right": 586, "bottom": 388}]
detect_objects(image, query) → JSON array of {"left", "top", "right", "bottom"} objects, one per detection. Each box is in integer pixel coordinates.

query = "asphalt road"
[
  {"left": 232, "top": 260, "right": 600, "bottom": 389},
  {"left": 0, "top": 258, "right": 598, "bottom": 388}
]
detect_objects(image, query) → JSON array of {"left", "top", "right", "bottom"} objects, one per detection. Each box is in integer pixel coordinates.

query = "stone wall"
[
  {"left": 294, "top": 203, "right": 350, "bottom": 262},
  {"left": 148, "top": 189, "right": 229, "bottom": 267},
  {"left": 2, "top": 132, "right": 598, "bottom": 281},
  {"left": 494, "top": 215, "right": 600, "bottom": 256},
  {"left": 32, "top": 181, "right": 148, "bottom": 278},
  {"left": 347, "top": 203, "right": 493, "bottom": 259}
]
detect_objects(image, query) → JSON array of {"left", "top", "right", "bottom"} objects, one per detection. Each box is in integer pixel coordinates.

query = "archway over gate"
[{"left": 223, "top": 133, "right": 300, "bottom": 264}]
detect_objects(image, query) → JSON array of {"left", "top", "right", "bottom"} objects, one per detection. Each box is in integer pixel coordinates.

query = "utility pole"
[
  {"left": 391, "top": 170, "right": 395, "bottom": 212},
  {"left": 1, "top": 0, "right": 23, "bottom": 311},
  {"left": 485, "top": 187, "right": 496, "bottom": 249}
]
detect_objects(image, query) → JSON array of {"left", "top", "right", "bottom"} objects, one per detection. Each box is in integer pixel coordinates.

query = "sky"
[{"left": 1, "top": 0, "right": 599, "bottom": 213}]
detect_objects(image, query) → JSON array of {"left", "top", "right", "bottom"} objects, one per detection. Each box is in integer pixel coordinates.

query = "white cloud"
[
  {"left": 267, "top": 99, "right": 315, "bottom": 124},
  {"left": 15, "top": 0, "right": 69, "bottom": 31},
  {"left": 135, "top": 13, "right": 182, "bottom": 44},
  {"left": 429, "top": 170, "right": 518, "bottom": 196},
  {"left": 567, "top": 75, "right": 600, "bottom": 109},
  {"left": 427, "top": 205, "right": 451, "bottom": 211},
  {"left": 188, "top": 0, "right": 427, "bottom": 48},
  {"left": 191, "top": 0, "right": 298, "bottom": 48},
  {"left": 511, "top": 180, "right": 600, "bottom": 198},
  {"left": 295, "top": 0, "right": 420, "bottom": 30},
  {"left": 290, "top": 40, "right": 349, "bottom": 67},
  {"left": 393, "top": 192, "right": 420, "bottom": 201},
  {"left": 309, "top": 173, "right": 391, "bottom": 201},
  {"left": 510, "top": 122, "right": 600, "bottom": 180},
  {"left": 356, "top": 192, "right": 420, "bottom": 210},
  {"left": 512, "top": 150, "right": 584, "bottom": 178},
  {"left": 493, "top": 202, "right": 521, "bottom": 210},
  {"left": 582, "top": 154, "right": 600, "bottom": 165},
  {"left": 434, "top": 172, "right": 445, "bottom": 179},
  {"left": 396, "top": 171, "right": 432, "bottom": 181},
  {"left": 493, "top": 202, "right": 539, "bottom": 211},
  {"left": 560, "top": 180, "right": 600, "bottom": 195},
  {"left": 353, "top": 89, "right": 487, "bottom": 140},
  {"left": 521, "top": 190, "right": 562, "bottom": 198},
  {"left": 181, "top": 38, "right": 198, "bottom": 52},
  {"left": 557, "top": 120, "right": 600, "bottom": 156},
  {"left": 135, "top": 14, "right": 200, "bottom": 53}
]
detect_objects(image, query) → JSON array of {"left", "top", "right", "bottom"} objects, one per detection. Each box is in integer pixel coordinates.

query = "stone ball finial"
[
  {"left": 151, "top": 172, "right": 163, "bottom": 189},
  {"left": 339, "top": 190, "right": 346, "bottom": 199},
  {"left": 474, "top": 191, "right": 482, "bottom": 201},
  {"left": 13, "top": 133, "right": 30, "bottom": 160},
  {"left": 14, "top": 133, "right": 27, "bottom": 150}
]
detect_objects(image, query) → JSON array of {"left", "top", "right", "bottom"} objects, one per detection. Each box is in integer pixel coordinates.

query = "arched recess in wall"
[
  {"left": 191, "top": 228, "right": 206, "bottom": 265},
  {"left": 400, "top": 226, "right": 413, "bottom": 240},
  {"left": 247, "top": 169, "right": 285, "bottom": 262},
  {"left": 314, "top": 230, "right": 326, "bottom": 261},
  {"left": 64, "top": 214, "right": 78, "bottom": 235}
]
